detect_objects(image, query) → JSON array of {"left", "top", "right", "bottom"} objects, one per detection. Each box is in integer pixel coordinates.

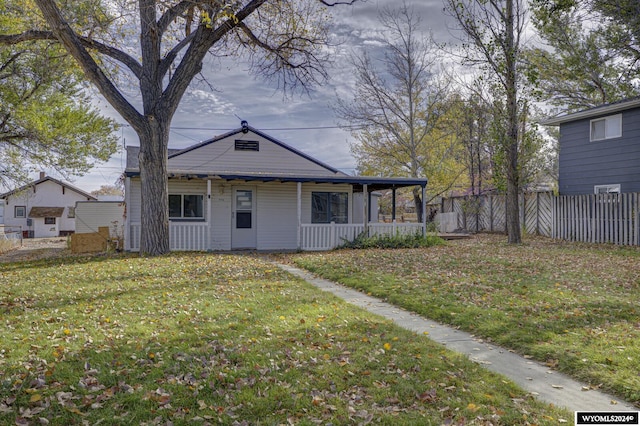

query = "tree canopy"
[
  {"left": 0, "top": 0, "right": 118, "bottom": 190},
  {"left": 334, "top": 2, "right": 462, "bottom": 220},
  {"left": 528, "top": 0, "right": 639, "bottom": 112},
  {"left": 1, "top": 0, "right": 356, "bottom": 254}
]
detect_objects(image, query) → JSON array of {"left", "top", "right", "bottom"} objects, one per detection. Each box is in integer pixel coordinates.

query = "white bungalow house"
[
  {"left": 0, "top": 173, "right": 96, "bottom": 238},
  {"left": 124, "top": 124, "right": 428, "bottom": 251}
]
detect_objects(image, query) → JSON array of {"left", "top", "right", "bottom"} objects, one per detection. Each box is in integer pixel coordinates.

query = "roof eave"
[{"left": 541, "top": 98, "right": 640, "bottom": 126}]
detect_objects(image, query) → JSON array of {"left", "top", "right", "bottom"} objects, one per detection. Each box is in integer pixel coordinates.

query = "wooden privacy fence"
[
  {"left": 441, "top": 192, "right": 640, "bottom": 245},
  {"left": 553, "top": 193, "right": 640, "bottom": 245},
  {"left": 441, "top": 192, "right": 553, "bottom": 237}
]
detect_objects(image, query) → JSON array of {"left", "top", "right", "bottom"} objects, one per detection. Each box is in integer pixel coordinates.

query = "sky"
[{"left": 39, "top": 0, "right": 456, "bottom": 193}]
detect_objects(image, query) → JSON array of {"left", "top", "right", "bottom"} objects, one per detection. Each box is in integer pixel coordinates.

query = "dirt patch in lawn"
[{"left": 0, "top": 237, "right": 70, "bottom": 263}]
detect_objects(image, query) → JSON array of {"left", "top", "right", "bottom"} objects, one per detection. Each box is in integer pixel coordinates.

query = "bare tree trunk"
[
  {"left": 138, "top": 118, "right": 170, "bottom": 255},
  {"left": 505, "top": 0, "right": 521, "bottom": 243}
]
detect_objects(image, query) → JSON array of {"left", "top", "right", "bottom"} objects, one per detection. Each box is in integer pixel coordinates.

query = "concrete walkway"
[{"left": 274, "top": 262, "right": 638, "bottom": 413}]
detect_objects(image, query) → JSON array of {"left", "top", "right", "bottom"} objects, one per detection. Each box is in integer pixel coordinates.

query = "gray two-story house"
[{"left": 543, "top": 97, "right": 640, "bottom": 195}]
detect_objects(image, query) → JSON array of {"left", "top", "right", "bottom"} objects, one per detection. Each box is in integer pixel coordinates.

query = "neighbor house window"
[
  {"left": 44, "top": 217, "right": 56, "bottom": 225},
  {"left": 169, "top": 194, "right": 204, "bottom": 219},
  {"left": 67, "top": 206, "right": 75, "bottom": 218},
  {"left": 590, "top": 114, "right": 622, "bottom": 141},
  {"left": 311, "top": 192, "right": 348, "bottom": 223},
  {"left": 594, "top": 184, "right": 620, "bottom": 194},
  {"left": 15, "top": 206, "right": 26, "bottom": 218}
]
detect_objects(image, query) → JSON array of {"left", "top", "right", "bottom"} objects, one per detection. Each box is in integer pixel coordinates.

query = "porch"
[
  {"left": 128, "top": 221, "right": 426, "bottom": 252},
  {"left": 125, "top": 173, "right": 428, "bottom": 252}
]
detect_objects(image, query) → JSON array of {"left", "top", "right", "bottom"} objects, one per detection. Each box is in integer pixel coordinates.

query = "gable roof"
[
  {"left": 542, "top": 96, "right": 640, "bottom": 126},
  {"left": 170, "top": 126, "right": 342, "bottom": 174},
  {"left": 0, "top": 176, "right": 97, "bottom": 200},
  {"left": 124, "top": 125, "right": 342, "bottom": 175}
]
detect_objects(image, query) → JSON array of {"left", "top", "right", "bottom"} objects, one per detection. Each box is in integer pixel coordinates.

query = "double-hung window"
[
  {"left": 590, "top": 114, "right": 622, "bottom": 141},
  {"left": 311, "top": 192, "right": 348, "bottom": 223},
  {"left": 169, "top": 194, "right": 204, "bottom": 219}
]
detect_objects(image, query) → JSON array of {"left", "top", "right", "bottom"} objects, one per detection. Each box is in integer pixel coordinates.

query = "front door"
[{"left": 232, "top": 187, "right": 257, "bottom": 249}]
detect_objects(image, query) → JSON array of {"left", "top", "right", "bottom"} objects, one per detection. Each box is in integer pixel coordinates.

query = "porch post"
[
  {"left": 363, "top": 184, "right": 369, "bottom": 236},
  {"left": 124, "top": 176, "right": 131, "bottom": 251},
  {"left": 297, "top": 181, "right": 302, "bottom": 250},
  {"left": 391, "top": 187, "right": 397, "bottom": 222},
  {"left": 421, "top": 184, "right": 427, "bottom": 236},
  {"left": 207, "top": 179, "right": 212, "bottom": 250}
]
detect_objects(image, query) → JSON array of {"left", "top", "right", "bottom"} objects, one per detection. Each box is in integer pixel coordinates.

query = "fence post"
[
  {"left": 489, "top": 195, "right": 494, "bottom": 232},
  {"left": 536, "top": 192, "right": 540, "bottom": 235}
]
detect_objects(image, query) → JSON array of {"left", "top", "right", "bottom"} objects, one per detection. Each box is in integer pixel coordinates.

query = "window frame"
[
  {"left": 311, "top": 192, "right": 348, "bottom": 224},
  {"left": 14, "top": 206, "right": 26, "bottom": 218},
  {"left": 590, "top": 114, "right": 622, "bottom": 142},
  {"left": 168, "top": 193, "right": 205, "bottom": 220},
  {"left": 44, "top": 217, "right": 56, "bottom": 225}
]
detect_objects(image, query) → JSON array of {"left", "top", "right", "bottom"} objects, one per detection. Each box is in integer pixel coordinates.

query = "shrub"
[{"left": 337, "top": 230, "right": 444, "bottom": 250}]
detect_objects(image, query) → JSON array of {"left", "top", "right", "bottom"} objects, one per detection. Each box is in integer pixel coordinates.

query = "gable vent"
[{"left": 235, "top": 140, "right": 259, "bottom": 151}]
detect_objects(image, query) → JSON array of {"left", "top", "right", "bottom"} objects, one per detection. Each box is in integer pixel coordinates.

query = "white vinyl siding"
[
  {"left": 256, "top": 182, "right": 298, "bottom": 250},
  {"left": 590, "top": 114, "right": 622, "bottom": 141},
  {"left": 127, "top": 180, "right": 355, "bottom": 251},
  {"left": 210, "top": 182, "right": 232, "bottom": 250},
  {"left": 75, "top": 202, "right": 125, "bottom": 235}
]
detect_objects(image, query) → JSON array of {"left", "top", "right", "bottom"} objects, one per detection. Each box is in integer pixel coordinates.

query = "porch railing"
[
  {"left": 128, "top": 222, "right": 208, "bottom": 251},
  {"left": 300, "top": 222, "right": 425, "bottom": 251},
  {"left": 128, "top": 222, "right": 425, "bottom": 252}
]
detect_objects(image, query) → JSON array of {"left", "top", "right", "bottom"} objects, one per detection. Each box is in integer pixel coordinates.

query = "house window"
[
  {"left": 169, "top": 194, "right": 204, "bottom": 219},
  {"left": 594, "top": 184, "right": 620, "bottom": 194},
  {"left": 590, "top": 114, "right": 622, "bottom": 141},
  {"left": 44, "top": 217, "right": 56, "bottom": 225},
  {"left": 15, "top": 206, "right": 26, "bottom": 218},
  {"left": 312, "top": 192, "right": 348, "bottom": 224},
  {"left": 67, "top": 206, "right": 75, "bottom": 218}
]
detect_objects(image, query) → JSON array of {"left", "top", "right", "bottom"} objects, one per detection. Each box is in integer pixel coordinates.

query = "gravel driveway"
[{"left": 0, "top": 237, "right": 69, "bottom": 263}]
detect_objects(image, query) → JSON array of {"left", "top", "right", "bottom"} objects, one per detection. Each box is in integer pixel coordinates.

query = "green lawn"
[
  {"left": 0, "top": 252, "right": 571, "bottom": 425},
  {"left": 288, "top": 233, "right": 640, "bottom": 406}
]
